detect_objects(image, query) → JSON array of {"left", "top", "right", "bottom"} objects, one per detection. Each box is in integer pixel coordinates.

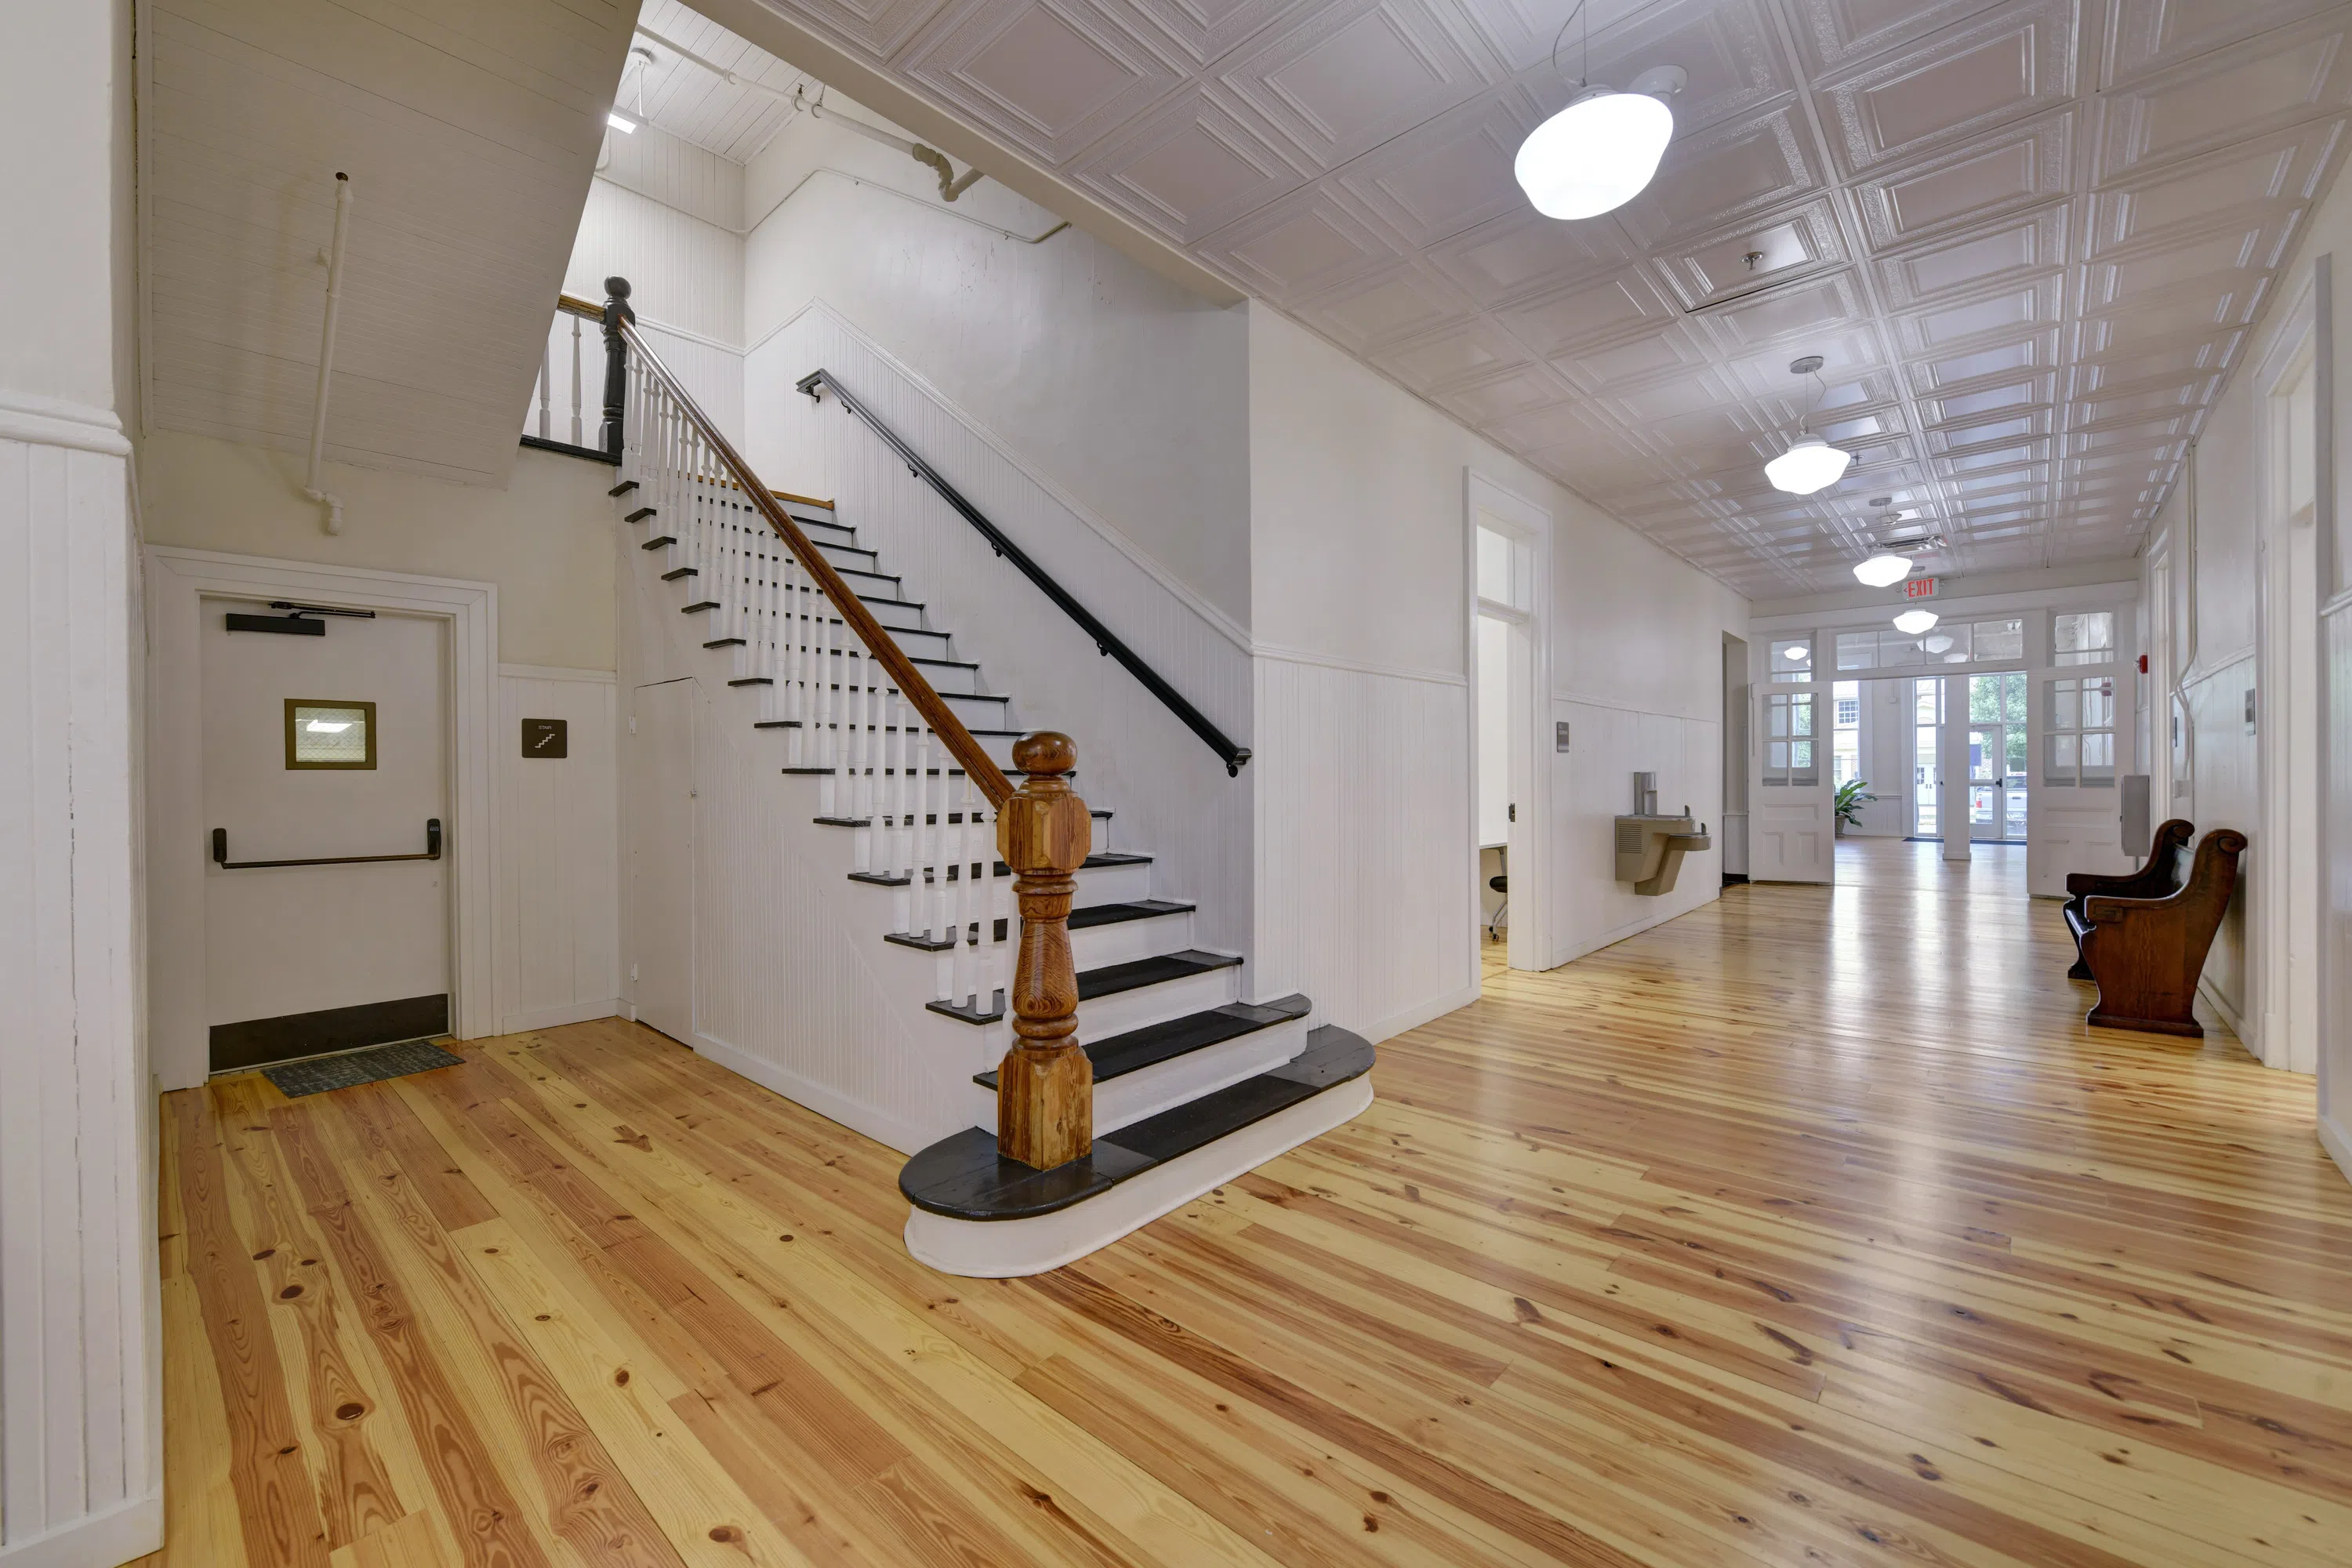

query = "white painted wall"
[
  {"left": 742, "top": 101, "right": 1252, "bottom": 632},
  {"left": 0, "top": 1, "right": 161, "bottom": 1562},
  {"left": 139, "top": 431, "right": 616, "bottom": 671},
  {"left": 566, "top": 125, "right": 749, "bottom": 445},
  {"left": 495, "top": 666, "right": 621, "bottom": 1034},
  {"left": 2140, "top": 140, "right": 2352, "bottom": 1123},
  {"left": 1246, "top": 309, "right": 1748, "bottom": 1039}
]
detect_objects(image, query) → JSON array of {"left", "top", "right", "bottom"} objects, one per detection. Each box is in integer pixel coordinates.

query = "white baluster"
[
  {"left": 536, "top": 335, "right": 552, "bottom": 441},
  {"left": 568, "top": 314, "right": 584, "bottom": 448}
]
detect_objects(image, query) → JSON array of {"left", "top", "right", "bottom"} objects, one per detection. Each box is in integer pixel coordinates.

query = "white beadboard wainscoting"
[
  {"left": 1251, "top": 648, "right": 1478, "bottom": 1042},
  {"left": 494, "top": 665, "right": 622, "bottom": 1034},
  {"left": 617, "top": 564, "right": 993, "bottom": 1152},
  {"left": 0, "top": 419, "right": 162, "bottom": 1566},
  {"left": 1547, "top": 695, "right": 1724, "bottom": 967},
  {"left": 743, "top": 301, "right": 1255, "bottom": 959}
]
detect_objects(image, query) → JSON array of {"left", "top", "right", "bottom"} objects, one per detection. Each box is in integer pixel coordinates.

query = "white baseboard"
[
  {"left": 2197, "top": 976, "right": 2256, "bottom": 1054},
  {"left": 1358, "top": 982, "right": 1480, "bottom": 1045},
  {"left": 497, "top": 999, "right": 624, "bottom": 1035},
  {"left": 905, "top": 1076, "right": 1374, "bottom": 1277},
  {"left": 0, "top": 1493, "right": 162, "bottom": 1568},
  {"left": 2320, "top": 1110, "right": 2352, "bottom": 1189},
  {"left": 692, "top": 1029, "right": 934, "bottom": 1156}
]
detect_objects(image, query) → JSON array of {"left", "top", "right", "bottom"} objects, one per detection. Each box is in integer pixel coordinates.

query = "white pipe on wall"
[{"left": 303, "top": 172, "right": 352, "bottom": 535}]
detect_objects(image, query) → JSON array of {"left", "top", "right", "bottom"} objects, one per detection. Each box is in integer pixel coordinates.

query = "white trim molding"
[
  {"left": 143, "top": 548, "right": 500, "bottom": 1087},
  {"left": 0, "top": 1493, "right": 162, "bottom": 1568},
  {"left": 0, "top": 389, "right": 132, "bottom": 458}
]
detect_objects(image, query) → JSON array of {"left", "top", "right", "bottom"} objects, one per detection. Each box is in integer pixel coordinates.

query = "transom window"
[
  {"left": 2053, "top": 611, "right": 2116, "bottom": 666},
  {"left": 1769, "top": 637, "right": 1815, "bottom": 682},
  {"left": 1833, "top": 618, "right": 2026, "bottom": 671}
]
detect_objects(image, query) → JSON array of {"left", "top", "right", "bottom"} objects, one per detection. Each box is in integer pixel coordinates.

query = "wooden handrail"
[
  {"left": 557, "top": 292, "right": 602, "bottom": 318},
  {"left": 611, "top": 300, "right": 1014, "bottom": 808}
]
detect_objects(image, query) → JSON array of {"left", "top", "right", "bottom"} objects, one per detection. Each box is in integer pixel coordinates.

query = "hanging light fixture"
[
  {"left": 1766, "top": 355, "right": 1851, "bottom": 495},
  {"left": 1893, "top": 608, "right": 1940, "bottom": 636},
  {"left": 1515, "top": 3, "right": 1685, "bottom": 220},
  {"left": 1852, "top": 552, "right": 1912, "bottom": 587}
]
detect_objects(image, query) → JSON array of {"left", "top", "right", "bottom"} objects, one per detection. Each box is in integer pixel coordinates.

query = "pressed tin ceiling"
[{"left": 720, "top": 0, "right": 2352, "bottom": 595}]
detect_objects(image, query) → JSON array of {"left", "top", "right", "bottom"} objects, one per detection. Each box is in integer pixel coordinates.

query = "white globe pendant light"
[
  {"left": 1515, "top": 4, "right": 1686, "bottom": 222},
  {"left": 1515, "top": 88, "right": 1675, "bottom": 220},
  {"left": 1893, "top": 608, "right": 1939, "bottom": 636},
  {"left": 1766, "top": 354, "right": 1851, "bottom": 495},
  {"left": 1766, "top": 435, "right": 1852, "bottom": 495},
  {"left": 1852, "top": 551, "right": 1912, "bottom": 587}
]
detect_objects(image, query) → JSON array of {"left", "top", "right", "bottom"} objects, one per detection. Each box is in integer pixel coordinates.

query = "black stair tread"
[
  {"left": 662, "top": 568, "right": 698, "bottom": 582},
  {"left": 728, "top": 677, "right": 771, "bottom": 687},
  {"left": 704, "top": 637, "right": 746, "bottom": 648},
  {"left": 624, "top": 506, "right": 656, "bottom": 522},
  {"left": 681, "top": 600, "right": 721, "bottom": 612},
  {"left": 641, "top": 535, "right": 676, "bottom": 550},
  {"left": 905, "top": 1025, "right": 1372, "bottom": 1220},
  {"left": 973, "top": 993, "right": 1308, "bottom": 1091},
  {"left": 927, "top": 990, "right": 1005, "bottom": 1025},
  {"left": 1066, "top": 898, "right": 1192, "bottom": 931},
  {"left": 608, "top": 480, "right": 639, "bottom": 497},
  {"left": 1078, "top": 949, "right": 1240, "bottom": 1002},
  {"left": 989, "top": 851, "right": 1147, "bottom": 877},
  {"left": 885, "top": 929, "right": 959, "bottom": 953}
]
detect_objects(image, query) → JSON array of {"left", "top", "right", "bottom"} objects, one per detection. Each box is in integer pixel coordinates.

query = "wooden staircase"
[{"left": 598, "top": 279, "right": 1373, "bottom": 1276}]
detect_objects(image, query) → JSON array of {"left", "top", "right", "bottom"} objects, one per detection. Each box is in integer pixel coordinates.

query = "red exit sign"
[{"left": 1904, "top": 576, "right": 1938, "bottom": 600}]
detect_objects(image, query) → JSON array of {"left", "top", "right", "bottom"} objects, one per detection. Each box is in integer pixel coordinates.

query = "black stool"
[{"left": 1486, "top": 873, "right": 1508, "bottom": 941}]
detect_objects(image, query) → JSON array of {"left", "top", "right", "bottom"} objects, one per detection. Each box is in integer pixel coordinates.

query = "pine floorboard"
[{"left": 146, "top": 839, "right": 2352, "bottom": 1566}]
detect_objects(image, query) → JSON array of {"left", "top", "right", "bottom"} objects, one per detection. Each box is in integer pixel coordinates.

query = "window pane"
[
  {"left": 2082, "top": 730, "right": 2114, "bottom": 783},
  {"left": 1475, "top": 527, "right": 1512, "bottom": 605},
  {"left": 2005, "top": 789, "right": 2027, "bottom": 836},
  {"left": 2082, "top": 677, "right": 2114, "bottom": 728},
  {"left": 1835, "top": 631, "right": 1878, "bottom": 670},
  {"left": 1917, "top": 624, "right": 1969, "bottom": 664},
  {"left": 1914, "top": 678, "right": 1941, "bottom": 724},
  {"left": 2005, "top": 727, "right": 2027, "bottom": 777},
  {"left": 1834, "top": 735, "right": 1861, "bottom": 785},
  {"left": 1770, "top": 637, "right": 1814, "bottom": 681},
  {"left": 1972, "top": 619, "right": 2024, "bottom": 661},
  {"left": 1969, "top": 786, "right": 1995, "bottom": 826},
  {"left": 2053, "top": 610, "right": 2115, "bottom": 666},
  {"left": 1769, "top": 699, "right": 1790, "bottom": 738},
  {"left": 2048, "top": 678, "right": 2079, "bottom": 731},
  {"left": 1969, "top": 729, "right": 1998, "bottom": 781},
  {"left": 1791, "top": 695, "right": 1813, "bottom": 736},
  {"left": 1791, "top": 739, "right": 1813, "bottom": 770},
  {"left": 2045, "top": 731, "right": 2078, "bottom": 785},
  {"left": 289, "top": 701, "right": 373, "bottom": 768},
  {"left": 2002, "top": 670, "right": 2026, "bottom": 718},
  {"left": 1969, "top": 676, "right": 2001, "bottom": 722},
  {"left": 1769, "top": 740, "right": 1790, "bottom": 770}
]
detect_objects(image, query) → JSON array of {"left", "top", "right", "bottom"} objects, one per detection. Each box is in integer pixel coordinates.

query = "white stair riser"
[
  {"left": 1070, "top": 909, "right": 1192, "bottom": 970},
  {"left": 958, "top": 1014, "right": 1312, "bottom": 1134},
  {"left": 1096, "top": 1015, "right": 1311, "bottom": 1134},
  {"left": 906, "top": 1078, "right": 1375, "bottom": 1278},
  {"left": 1077, "top": 964, "right": 1239, "bottom": 1038}
]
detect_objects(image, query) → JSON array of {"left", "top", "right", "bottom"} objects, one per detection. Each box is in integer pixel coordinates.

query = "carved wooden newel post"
[
  {"left": 599, "top": 275, "right": 633, "bottom": 459},
  {"left": 996, "top": 732, "right": 1093, "bottom": 1169}
]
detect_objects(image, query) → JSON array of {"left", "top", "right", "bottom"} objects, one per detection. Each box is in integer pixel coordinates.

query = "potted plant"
[{"left": 1835, "top": 779, "right": 1876, "bottom": 837}]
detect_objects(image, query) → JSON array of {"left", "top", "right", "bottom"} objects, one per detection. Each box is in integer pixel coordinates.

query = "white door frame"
[
  {"left": 144, "top": 547, "right": 498, "bottom": 1089},
  {"left": 2254, "top": 277, "right": 2322, "bottom": 1075},
  {"left": 1464, "top": 470, "right": 1552, "bottom": 973}
]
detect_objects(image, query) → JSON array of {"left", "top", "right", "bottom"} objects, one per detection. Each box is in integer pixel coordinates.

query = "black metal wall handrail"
[
  {"left": 212, "top": 818, "right": 442, "bottom": 869},
  {"left": 796, "top": 368, "right": 1251, "bottom": 777}
]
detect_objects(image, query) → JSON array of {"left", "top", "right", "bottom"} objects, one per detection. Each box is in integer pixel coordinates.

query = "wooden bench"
[
  {"left": 2072, "top": 827, "right": 2248, "bottom": 1037},
  {"left": 2061, "top": 818, "right": 2194, "bottom": 979}
]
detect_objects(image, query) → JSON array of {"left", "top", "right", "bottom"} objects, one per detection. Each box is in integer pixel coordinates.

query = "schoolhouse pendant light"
[
  {"left": 1766, "top": 355, "right": 1851, "bottom": 495},
  {"left": 1853, "top": 552, "right": 1913, "bottom": 587},
  {"left": 1893, "top": 608, "right": 1940, "bottom": 636},
  {"left": 1516, "top": 3, "right": 1685, "bottom": 220}
]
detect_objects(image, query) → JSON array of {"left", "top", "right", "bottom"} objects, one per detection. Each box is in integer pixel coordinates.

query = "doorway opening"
[{"left": 1466, "top": 474, "right": 1549, "bottom": 983}]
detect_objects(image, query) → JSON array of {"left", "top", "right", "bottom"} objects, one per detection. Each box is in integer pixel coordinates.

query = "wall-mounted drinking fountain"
[{"left": 1615, "top": 773, "right": 1711, "bottom": 896}]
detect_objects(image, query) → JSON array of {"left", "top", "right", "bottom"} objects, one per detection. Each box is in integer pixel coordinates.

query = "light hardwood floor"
[{"left": 148, "top": 839, "right": 2352, "bottom": 1566}]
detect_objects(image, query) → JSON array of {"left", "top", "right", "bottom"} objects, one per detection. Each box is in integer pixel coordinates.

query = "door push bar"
[{"left": 211, "top": 818, "right": 442, "bottom": 869}]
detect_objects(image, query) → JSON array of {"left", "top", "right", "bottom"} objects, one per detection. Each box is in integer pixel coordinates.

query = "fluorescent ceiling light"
[
  {"left": 1852, "top": 552, "right": 1912, "bottom": 588},
  {"left": 1893, "top": 609, "right": 1940, "bottom": 636},
  {"left": 1765, "top": 435, "right": 1852, "bottom": 496},
  {"left": 607, "top": 111, "right": 638, "bottom": 133},
  {"left": 1515, "top": 88, "right": 1674, "bottom": 220},
  {"left": 305, "top": 720, "right": 353, "bottom": 733}
]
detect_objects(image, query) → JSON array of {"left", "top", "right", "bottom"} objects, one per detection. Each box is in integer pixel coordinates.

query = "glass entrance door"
[{"left": 1967, "top": 673, "right": 2028, "bottom": 841}]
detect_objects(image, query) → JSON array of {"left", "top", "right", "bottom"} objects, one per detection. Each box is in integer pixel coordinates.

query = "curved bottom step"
[{"left": 902, "top": 1027, "right": 1374, "bottom": 1278}]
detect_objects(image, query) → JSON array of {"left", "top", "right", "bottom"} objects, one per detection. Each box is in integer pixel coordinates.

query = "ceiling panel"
[{"left": 735, "top": 0, "right": 2352, "bottom": 593}]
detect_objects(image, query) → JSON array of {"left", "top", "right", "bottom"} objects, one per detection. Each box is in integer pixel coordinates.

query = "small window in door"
[
  {"left": 2044, "top": 677, "right": 2117, "bottom": 787},
  {"left": 287, "top": 699, "right": 376, "bottom": 770},
  {"left": 1762, "top": 691, "right": 1818, "bottom": 785}
]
